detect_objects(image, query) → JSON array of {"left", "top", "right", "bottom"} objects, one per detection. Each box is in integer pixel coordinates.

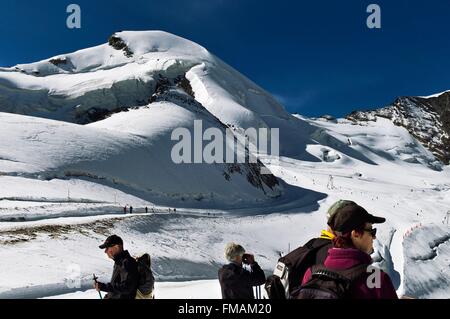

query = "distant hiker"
[
  {"left": 123, "top": 206, "right": 127, "bottom": 214},
  {"left": 327, "top": 175, "right": 335, "bottom": 190},
  {"left": 444, "top": 211, "right": 450, "bottom": 226},
  {"left": 94, "top": 235, "right": 140, "bottom": 299},
  {"left": 130, "top": 206, "right": 133, "bottom": 214},
  {"left": 266, "top": 201, "right": 347, "bottom": 299},
  {"left": 145, "top": 207, "right": 148, "bottom": 214},
  {"left": 218, "top": 243, "right": 266, "bottom": 299},
  {"left": 298, "top": 201, "right": 398, "bottom": 299}
]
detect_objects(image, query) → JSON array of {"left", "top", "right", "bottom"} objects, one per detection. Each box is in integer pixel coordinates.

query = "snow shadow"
[{"left": 68, "top": 175, "right": 327, "bottom": 215}]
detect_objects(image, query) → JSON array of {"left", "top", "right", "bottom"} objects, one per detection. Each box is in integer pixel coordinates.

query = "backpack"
[
  {"left": 135, "top": 253, "right": 155, "bottom": 299},
  {"left": 265, "top": 238, "right": 332, "bottom": 299},
  {"left": 295, "top": 264, "right": 369, "bottom": 299}
]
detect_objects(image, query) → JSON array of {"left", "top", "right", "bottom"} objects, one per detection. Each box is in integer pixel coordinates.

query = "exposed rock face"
[
  {"left": 108, "top": 34, "right": 134, "bottom": 57},
  {"left": 347, "top": 92, "right": 450, "bottom": 165}
]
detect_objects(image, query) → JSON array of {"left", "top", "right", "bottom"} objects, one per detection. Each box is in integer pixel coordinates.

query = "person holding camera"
[{"left": 218, "top": 242, "right": 266, "bottom": 299}]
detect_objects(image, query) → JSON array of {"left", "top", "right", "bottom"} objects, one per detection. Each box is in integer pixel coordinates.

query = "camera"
[{"left": 242, "top": 253, "right": 252, "bottom": 264}]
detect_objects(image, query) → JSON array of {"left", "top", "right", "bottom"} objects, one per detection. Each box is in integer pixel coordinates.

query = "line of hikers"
[
  {"left": 123, "top": 206, "right": 177, "bottom": 214},
  {"left": 94, "top": 200, "right": 399, "bottom": 299}
]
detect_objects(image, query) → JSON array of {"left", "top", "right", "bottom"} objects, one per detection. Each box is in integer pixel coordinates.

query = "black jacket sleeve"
[
  {"left": 100, "top": 259, "right": 139, "bottom": 296},
  {"left": 245, "top": 262, "right": 266, "bottom": 286}
]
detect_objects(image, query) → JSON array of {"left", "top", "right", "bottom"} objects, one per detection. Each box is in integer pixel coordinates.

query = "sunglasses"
[{"left": 363, "top": 228, "right": 377, "bottom": 237}]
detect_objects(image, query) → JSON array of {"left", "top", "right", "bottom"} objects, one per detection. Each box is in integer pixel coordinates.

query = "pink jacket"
[{"left": 302, "top": 248, "right": 398, "bottom": 299}]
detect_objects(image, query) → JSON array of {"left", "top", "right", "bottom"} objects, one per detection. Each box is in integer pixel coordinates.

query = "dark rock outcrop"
[{"left": 347, "top": 92, "right": 450, "bottom": 165}]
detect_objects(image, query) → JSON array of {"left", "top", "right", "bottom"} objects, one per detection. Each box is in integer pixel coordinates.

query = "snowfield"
[
  {"left": 42, "top": 280, "right": 222, "bottom": 300},
  {"left": 0, "top": 31, "right": 449, "bottom": 299}
]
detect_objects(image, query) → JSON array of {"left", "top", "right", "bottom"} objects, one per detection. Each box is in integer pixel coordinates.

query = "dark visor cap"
[
  {"left": 328, "top": 201, "right": 386, "bottom": 234},
  {"left": 99, "top": 235, "right": 123, "bottom": 249}
]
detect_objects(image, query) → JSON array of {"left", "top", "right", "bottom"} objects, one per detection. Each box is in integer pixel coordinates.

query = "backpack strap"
[
  {"left": 281, "top": 238, "right": 331, "bottom": 266},
  {"left": 338, "top": 264, "right": 370, "bottom": 282},
  {"left": 311, "top": 265, "right": 349, "bottom": 283},
  {"left": 304, "top": 238, "right": 333, "bottom": 252},
  {"left": 311, "top": 264, "right": 370, "bottom": 283}
]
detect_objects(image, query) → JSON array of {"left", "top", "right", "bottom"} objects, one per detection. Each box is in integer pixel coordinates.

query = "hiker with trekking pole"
[
  {"left": 92, "top": 274, "right": 103, "bottom": 299},
  {"left": 94, "top": 235, "right": 140, "bottom": 299},
  {"left": 94, "top": 235, "right": 155, "bottom": 300}
]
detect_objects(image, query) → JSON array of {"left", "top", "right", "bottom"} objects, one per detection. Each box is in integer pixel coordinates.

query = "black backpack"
[
  {"left": 135, "top": 253, "right": 155, "bottom": 299},
  {"left": 295, "top": 264, "right": 369, "bottom": 299},
  {"left": 265, "top": 238, "right": 332, "bottom": 299}
]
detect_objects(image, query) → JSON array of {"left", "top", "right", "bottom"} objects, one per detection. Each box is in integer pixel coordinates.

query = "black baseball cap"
[
  {"left": 99, "top": 235, "right": 123, "bottom": 249},
  {"left": 327, "top": 200, "right": 386, "bottom": 234}
]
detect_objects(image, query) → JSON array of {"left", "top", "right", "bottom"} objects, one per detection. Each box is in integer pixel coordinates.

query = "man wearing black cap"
[{"left": 94, "top": 235, "right": 140, "bottom": 299}]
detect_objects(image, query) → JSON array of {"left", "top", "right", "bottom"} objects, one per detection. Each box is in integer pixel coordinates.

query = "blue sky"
[{"left": 1, "top": 0, "right": 449, "bottom": 117}]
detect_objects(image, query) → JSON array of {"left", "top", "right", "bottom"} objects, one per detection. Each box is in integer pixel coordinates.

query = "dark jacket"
[
  {"left": 218, "top": 262, "right": 266, "bottom": 299},
  {"left": 302, "top": 248, "right": 398, "bottom": 299},
  {"left": 283, "top": 236, "right": 332, "bottom": 296},
  {"left": 99, "top": 250, "right": 139, "bottom": 299}
]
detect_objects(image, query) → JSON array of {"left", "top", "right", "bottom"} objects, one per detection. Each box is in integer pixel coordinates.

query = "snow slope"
[
  {"left": 0, "top": 89, "right": 286, "bottom": 208},
  {"left": 403, "top": 224, "right": 450, "bottom": 298},
  {"left": 1, "top": 113, "right": 449, "bottom": 299},
  {"left": 42, "top": 280, "right": 222, "bottom": 300}
]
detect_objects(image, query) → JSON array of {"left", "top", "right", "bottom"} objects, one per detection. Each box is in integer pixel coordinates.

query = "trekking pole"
[
  {"left": 255, "top": 286, "right": 260, "bottom": 299},
  {"left": 93, "top": 274, "right": 103, "bottom": 300}
]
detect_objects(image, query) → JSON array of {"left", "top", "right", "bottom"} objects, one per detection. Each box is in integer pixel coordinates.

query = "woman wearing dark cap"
[{"left": 300, "top": 200, "right": 398, "bottom": 299}]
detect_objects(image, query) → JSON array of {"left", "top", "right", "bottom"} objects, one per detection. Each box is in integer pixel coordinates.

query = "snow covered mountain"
[
  {"left": 0, "top": 31, "right": 290, "bottom": 128},
  {"left": 347, "top": 91, "right": 450, "bottom": 166},
  {"left": 0, "top": 31, "right": 301, "bottom": 207},
  {"left": 0, "top": 31, "right": 449, "bottom": 299}
]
